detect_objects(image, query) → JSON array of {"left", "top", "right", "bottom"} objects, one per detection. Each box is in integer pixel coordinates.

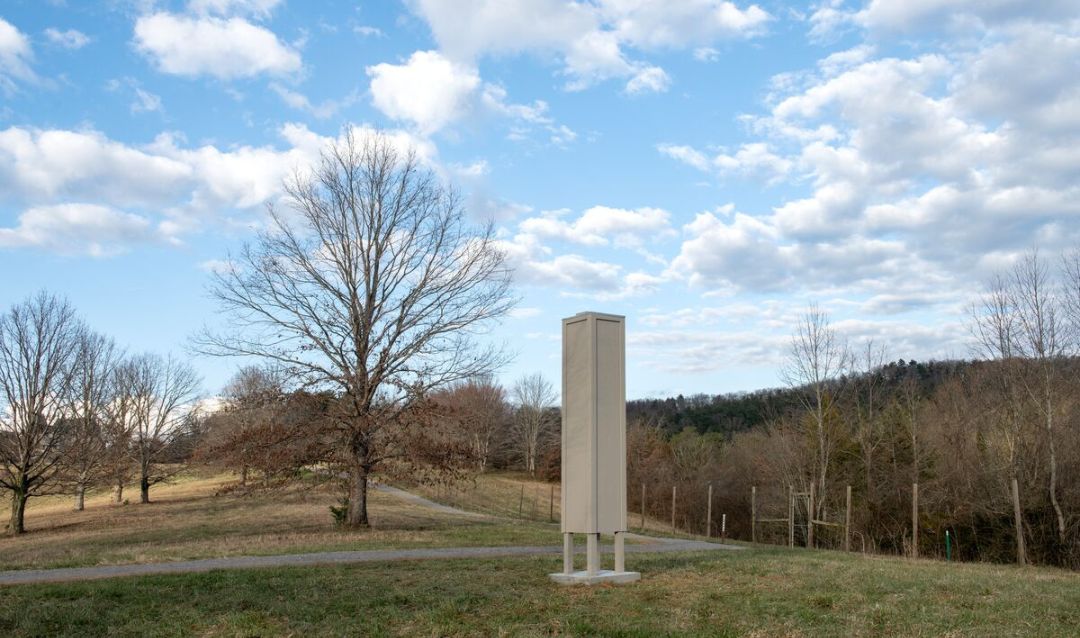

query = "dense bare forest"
[
  {"left": 628, "top": 251, "right": 1080, "bottom": 569},
  {"left": 627, "top": 355, "right": 1080, "bottom": 567}
]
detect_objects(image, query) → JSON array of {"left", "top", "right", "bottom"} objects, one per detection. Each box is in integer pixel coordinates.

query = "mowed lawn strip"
[
  {"left": 0, "top": 473, "right": 563, "bottom": 571},
  {"left": 1, "top": 547, "right": 1078, "bottom": 637}
]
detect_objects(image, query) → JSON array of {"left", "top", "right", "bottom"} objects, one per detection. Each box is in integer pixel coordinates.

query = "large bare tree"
[
  {"left": 0, "top": 292, "right": 82, "bottom": 534},
  {"left": 196, "top": 130, "right": 514, "bottom": 526}
]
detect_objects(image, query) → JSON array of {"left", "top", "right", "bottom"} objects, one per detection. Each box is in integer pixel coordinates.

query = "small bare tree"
[
  {"left": 972, "top": 250, "right": 1074, "bottom": 551},
  {"left": 969, "top": 273, "right": 1028, "bottom": 493},
  {"left": 125, "top": 353, "right": 201, "bottom": 504},
  {"left": 63, "top": 330, "right": 121, "bottom": 511},
  {"left": 852, "top": 339, "right": 888, "bottom": 505},
  {"left": 0, "top": 292, "right": 82, "bottom": 534},
  {"left": 781, "top": 305, "right": 849, "bottom": 516},
  {"left": 221, "top": 365, "right": 286, "bottom": 486},
  {"left": 199, "top": 365, "right": 324, "bottom": 487},
  {"left": 102, "top": 359, "right": 138, "bottom": 503},
  {"left": 433, "top": 378, "right": 508, "bottom": 473},
  {"left": 196, "top": 130, "right": 514, "bottom": 526},
  {"left": 1009, "top": 251, "right": 1071, "bottom": 546},
  {"left": 511, "top": 373, "right": 557, "bottom": 476}
]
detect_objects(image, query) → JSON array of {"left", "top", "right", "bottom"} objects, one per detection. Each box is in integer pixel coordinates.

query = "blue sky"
[{"left": 1, "top": 0, "right": 1079, "bottom": 399}]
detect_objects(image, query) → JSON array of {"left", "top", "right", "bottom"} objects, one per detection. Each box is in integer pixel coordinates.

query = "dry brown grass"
[
  {"left": 406, "top": 471, "right": 693, "bottom": 544},
  {"left": 0, "top": 471, "right": 562, "bottom": 571},
  {"left": 409, "top": 471, "right": 563, "bottom": 521}
]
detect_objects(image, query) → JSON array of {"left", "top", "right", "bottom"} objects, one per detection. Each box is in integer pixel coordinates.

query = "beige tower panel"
[{"left": 561, "top": 312, "right": 627, "bottom": 535}]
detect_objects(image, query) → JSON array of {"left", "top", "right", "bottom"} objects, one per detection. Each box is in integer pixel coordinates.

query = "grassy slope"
[
  {"left": 1, "top": 547, "right": 1078, "bottom": 637},
  {"left": 0, "top": 472, "right": 563, "bottom": 571},
  {"left": 409, "top": 471, "right": 708, "bottom": 541},
  {"left": 3, "top": 471, "right": 1079, "bottom": 636},
  {"left": 407, "top": 471, "right": 563, "bottom": 521}
]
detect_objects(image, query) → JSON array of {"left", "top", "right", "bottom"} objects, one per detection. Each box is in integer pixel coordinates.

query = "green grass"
[{"left": 1, "top": 546, "right": 1078, "bottom": 637}]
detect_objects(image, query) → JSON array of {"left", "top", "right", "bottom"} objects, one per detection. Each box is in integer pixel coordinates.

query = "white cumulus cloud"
[
  {"left": 407, "top": 0, "right": 769, "bottom": 92},
  {"left": 133, "top": 12, "right": 301, "bottom": 80},
  {"left": 0, "top": 123, "right": 434, "bottom": 253},
  {"left": 0, "top": 204, "right": 157, "bottom": 257},
  {"left": 0, "top": 17, "right": 35, "bottom": 92},
  {"left": 367, "top": 51, "right": 481, "bottom": 134}
]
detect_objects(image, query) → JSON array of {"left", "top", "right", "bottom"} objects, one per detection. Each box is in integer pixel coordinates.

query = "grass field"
[
  {"left": 1, "top": 546, "right": 1078, "bottom": 636},
  {"left": 3, "top": 471, "right": 1079, "bottom": 636},
  {"left": 0, "top": 472, "right": 562, "bottom": 571}
]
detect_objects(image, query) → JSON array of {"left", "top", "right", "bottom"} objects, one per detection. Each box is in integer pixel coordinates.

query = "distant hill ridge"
[{"left": 627, "top": 358, "right": 977, "bottom": 437}]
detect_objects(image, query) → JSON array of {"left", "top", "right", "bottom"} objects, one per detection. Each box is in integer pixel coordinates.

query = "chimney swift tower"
[{"left": 550, "top": 311, "right": 640, "bottom": 585}]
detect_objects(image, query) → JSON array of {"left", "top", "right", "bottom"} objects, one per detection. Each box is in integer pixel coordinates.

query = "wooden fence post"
[
  {"left": 911, "top": 482, "right": 919, "bottom": 559},
  {"left": 807, "top": 482, "right": 815, "bottom": 549},
  {"left": 788, "top": 485, "right": 794, "bottom": 548},
  {"left": 844, "top": 484, "right": 852, "bottom": 552},
  {"left": 671, "top": 485, "right": 677, "bottom": 534},
  {"left": 706, "top": 483, "right": 713, "bottom": 538},
  {"left": 1012, "top": 477, "right": 1026, "bottom": 566},
  {"left": 751, "top": 485, "right": 757, "bottom": 544}
]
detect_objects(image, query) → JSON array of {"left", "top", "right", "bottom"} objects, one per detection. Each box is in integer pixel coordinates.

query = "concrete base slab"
[{"left": 549, "top": 570, "right": 641, "bottom": 585}]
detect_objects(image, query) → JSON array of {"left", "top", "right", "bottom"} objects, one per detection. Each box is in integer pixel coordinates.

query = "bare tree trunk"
[
  {"left": 347, "top": 465, "right": 370, "bottom": 527},
  {"left": 1043, "top": 385, "right": 1065, "bottom": 546},
  {"left": 240, "top": 465, "right": 248, "bottom": 487},
  {"left": 115, "top": 480, "right": 124, "bottom": 503},
  {"left": 911, "top": 482, "right": 919, "bottom": 559},
  {"left": 140, "top": 475, "right": 150, "bottom": 504},
  {"left": 9, "top": 488, "right": 27, "bottom": 535},
  {"left": 1047, "top": 420, "right": 1066, "bottom": 545},
  {"left": 816, "top": 395, "right": 828, "bottom": 518},
  {"left": 1012, "top": 476, "right": 1027, "bottom": 566},
  {"left": 74, "top": 484, "right": 86, "bottom": 511},
  {"left": 863, "top": 448, "right": 874, "bottom": 506}
]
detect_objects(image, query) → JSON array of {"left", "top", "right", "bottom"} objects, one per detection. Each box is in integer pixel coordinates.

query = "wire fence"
[{"left": 405, "top": 473, "right": 1001, "bottom": 565}]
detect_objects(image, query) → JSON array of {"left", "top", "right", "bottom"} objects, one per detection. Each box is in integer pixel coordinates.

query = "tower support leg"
[
  {"left": 586, "top": 533, "right": 600, "bottom": 576},
  {"left": 563, "top": 533, "right": 573, "bottom": 575}
]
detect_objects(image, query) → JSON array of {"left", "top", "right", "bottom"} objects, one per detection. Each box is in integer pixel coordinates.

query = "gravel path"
[
  {"left": 0, "top": 538, "right": 743, "bottom": 586},
  {"left": 370, "top": 482, "right": 486, "bottom": 518}
]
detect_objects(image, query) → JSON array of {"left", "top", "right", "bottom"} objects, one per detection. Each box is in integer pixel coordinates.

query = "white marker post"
[{"left": 550, "top": 312, "right": 641, "bottom": 585}]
